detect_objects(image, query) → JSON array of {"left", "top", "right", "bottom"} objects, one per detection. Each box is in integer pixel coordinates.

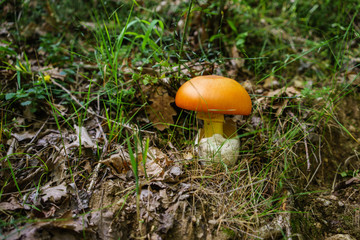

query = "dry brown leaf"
[
  {"left": 162, "top": 165, "right": 182, "bottom": 182},
  {"left": 0, "top": 197, "right": 24, "bottom": 211},
  {"left": 89, "top": 210, "right": 119, "bottom": 239},
  {"left": 148, "top": 146, "right": 173, "bottom": 167},
  {"left": 11, "top": 131, "right": 36, "bottom": 142},
  {"left": 42, "top": 66, "right": 66, "bottom": 81},
  {"left": 139, "top": 158, "right": 164, "bottom": 178},
  {"left": 347, "top": 72, "right": 360, "bottom": 85},
  {"left": 40, "top": 182, "right": 68, "bottom": 203},
  {"left": 147, "top": 87, "right": 176, "bottom": 131},
  {"left": 266, "top": 86, "right": 300, "bottom": 98},
  {"left": 182, "top": 152, "right": 193, "bottom": 160},
  {"left": 263, "top": 75, "right": 280, "bottom": 89},
  {"left": 293, "top": 75, "right": 313, "bottom": 89},
  {"left": 64, "top": 125, "right": 96, "bottom": 153},
  {"left": 100, "top": 152, "right": 130, "bottom": 174},
  {"left": 5, "top": 211, "right": 90, "bottom": 240},
  {"left": 274, "top": 99, "right": 289, "bottom": 117},
  {"left": 158, "top": 212, "right": 175, "bottom": 233}
]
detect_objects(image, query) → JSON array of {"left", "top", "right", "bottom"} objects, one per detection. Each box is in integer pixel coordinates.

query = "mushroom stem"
[{"left": 197, "top": 112, "right": 224, "bottom": 138}]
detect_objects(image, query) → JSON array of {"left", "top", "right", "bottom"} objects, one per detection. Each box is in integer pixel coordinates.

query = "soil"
[{"left": 292, "top": 94, "right": 360, "bottom": 240}]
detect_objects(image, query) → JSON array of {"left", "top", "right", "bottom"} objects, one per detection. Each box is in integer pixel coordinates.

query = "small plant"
[{"left": 126, "top": 133, "right": 149, "bottom": 237}]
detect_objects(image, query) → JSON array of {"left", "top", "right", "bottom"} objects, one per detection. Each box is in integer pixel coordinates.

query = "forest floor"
[{"left": 1, "top": 1, "right": 360, "bottom": 239}]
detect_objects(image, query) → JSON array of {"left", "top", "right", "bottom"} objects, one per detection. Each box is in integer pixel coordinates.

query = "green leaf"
[
  {"left": 209, "top": 33, "right": 223, "bottom": 42},
  {"left": 5, "top": 93, "right": 16, "bottom": 100},
  {"left": 227, "top": 20, "right": 237, "bottom": 33},
  {"left": 20, "top": 100, "right": 32, "bottom": 106}
]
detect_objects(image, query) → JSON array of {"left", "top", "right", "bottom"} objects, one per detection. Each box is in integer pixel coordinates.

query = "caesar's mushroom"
[
  {"left": 175, "top": 75, "right": 252, "bottom": 138},
  {"left": 175, "top": 75, "right": 252, "bottom": 166}
]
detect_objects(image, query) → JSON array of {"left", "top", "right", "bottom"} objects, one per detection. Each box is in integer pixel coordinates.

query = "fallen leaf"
[
  {"left": 0, "top": 197, "right": 24, "bottom": 211},
  {"left": 263, "top": 75, "right": 280, "bottom": 89},
  {"left": 90, "top": 210, "right": 120, "bottom": 240},
  {"left": 266, "top": 86, "right": 300, "bottom": 98},
  {"left": 101, "top": 152, "right": 130, "bottom": 174},
  {"left": 229, "top": 44, "right": 245, "bottom": 69},
  {"left": 64, "top": 125, "right": 96, "bottom": 153},
  {"left": 148, "top": 146, "right": 173, "bottom": 167},
  {"left": 41, "top": 182, "right": 68, "bottom": 203},
  {"left": 140, "top": 158, "right": 164, "bottom": 178},
  {"left": 146, "top": 87, "right": 177, "bottom": 131},
  {"left": 11, "top": 131, "right": 36, "bottom": 142},
  {"left": 182, "top": 152, "right": 193, "bottom": 160},
  {"left": 75, "top": 125, "right": 96, "bottom": 148},
  {"left": 162, "top": 165, "right": 182, "bottom": 182},
  {"left": 158, "top": 212, "right": 175, "bottom": 233},
  {"left": 5, "top": 211, "right": 91, "bottom": 240},
  {"left": 347, "top": 72, "right": 360, "bottom": 85}
]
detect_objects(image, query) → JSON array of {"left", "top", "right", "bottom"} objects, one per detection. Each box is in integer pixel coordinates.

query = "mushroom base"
[{"left": 198, "top": 134, "right": 240, "bottom": 167}]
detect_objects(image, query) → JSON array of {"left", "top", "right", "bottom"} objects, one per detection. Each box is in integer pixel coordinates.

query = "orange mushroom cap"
[{"left": 175, "top": 75, "right": 252, "bottom": 115}]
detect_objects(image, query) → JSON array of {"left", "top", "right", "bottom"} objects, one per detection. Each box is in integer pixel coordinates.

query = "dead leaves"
[
  {"left": 0, "top": 197, "right": 24, "bottom": 212},
  {"left": 146, "top": 86, "right": 177, "bottom": 131},
  {"left": 40, "top": 182, "right": 68, "bottom": 204},
  {"left": 255, "top": 76, "right": 302, "bottom": 117},
  {"left": 5, "top": 211, "right": 93, "bottom": 240},
  {"left": 65, "top": 125, "right": 97, "bottom": 150},
  {"left": 1, "top": 181, "right": 85, "bottom": 239},
  {"left": 101, "top": 143, "right": 178, "bottom": 181},
  {"left": 100, "top": 147, "right": 131, "bottom": 174}
]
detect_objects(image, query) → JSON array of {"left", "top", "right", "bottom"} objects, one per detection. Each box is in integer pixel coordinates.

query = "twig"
[
  {"left": 87, "top": 113, "right": 109, "bottom": 192},
  {"left": 23, "top": 117, "right": 50, "bottom": 153},
  {"left": 305, "top": 137, "right": 322, "bottom": 190},
  {"left": 6, "top": 138, "right": 17, "bottom": 157}
]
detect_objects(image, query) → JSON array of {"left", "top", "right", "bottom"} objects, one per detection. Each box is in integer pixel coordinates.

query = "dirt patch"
[
  {"left": 292, "top": 93, "right": 360, "bottom": 239},
  {"left": 293, "top": 185, "right": 360, "bottom": 239}
]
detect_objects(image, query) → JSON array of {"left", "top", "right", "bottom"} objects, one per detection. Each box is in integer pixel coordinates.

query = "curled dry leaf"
[
  {"left": 256, "top": 86, "right": 301, "bottom": 114},
  {"left": 148, "top": 146, "right": 173, "bottom": 167},
  {"left": 139, "top": 158, "right": 164, "bottom": 178},
  {"left": 229, "top": 44, "right": 245, "bottom": 69},
  {"left": 146, "top": 87, "right": 177, "bottom": 131}
]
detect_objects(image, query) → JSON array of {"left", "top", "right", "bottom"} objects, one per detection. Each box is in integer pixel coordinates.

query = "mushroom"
[
  {"left": 175, "top": 75, "right": 252, "bottom": 137},
  {"left": 175, "top": 75, "right": 252, "bottom": 166}
]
